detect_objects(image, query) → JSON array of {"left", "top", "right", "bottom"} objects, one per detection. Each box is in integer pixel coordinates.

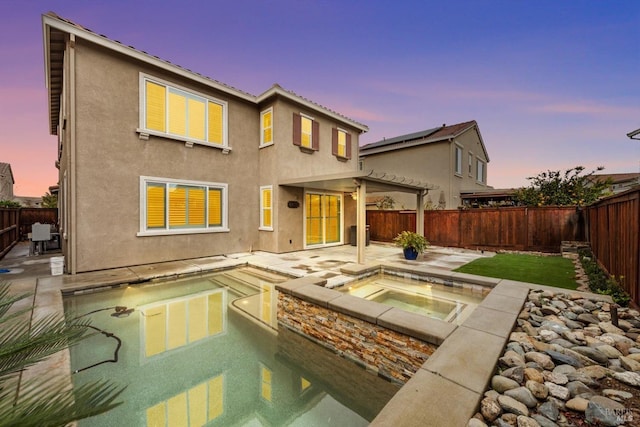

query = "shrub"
[
  {"left": 0, "top": 200, "right": 21, "bottom": 208},
  {"left": 393, "top": 231, "right": 429, "bottom": 253},
  {"left": 579, "top": 249, "right": 630, "bottom": 306}
]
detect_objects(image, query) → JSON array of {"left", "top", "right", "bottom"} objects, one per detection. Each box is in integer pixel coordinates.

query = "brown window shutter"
[
  {"left": 346, "top": 133, "right": 352, "bottom": 159},
  {"left": 292, "top": 113, "right": 301, "bottom": 146},
  {"left": 331, "top": 128, "right": 338, "bottom": 156},
  {"left": 312, "top": 120, "right": 319, "bottom": 151}
]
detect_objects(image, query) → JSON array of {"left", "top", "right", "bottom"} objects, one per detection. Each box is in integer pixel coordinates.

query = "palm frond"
[
  {"left": 0, "top": 313, "right": 92, "bottom": 379},
  {"left": 0, "top": 375, "right": 125, "bottom": 427},
  {"left": 0, "top": 281, "right": 125, "bottom": 426},
  {"left": 0, "top": 282, "right": 32, "bottom": 320}
]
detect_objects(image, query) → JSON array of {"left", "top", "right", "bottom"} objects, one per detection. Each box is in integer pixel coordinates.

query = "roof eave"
[
  {"left": 360, "top": 135, "right": 452, "bottom": 156},
  {"left": 627, "top": 128, "right": 640, "bottom": 140},
  {"left": 42, "top": 14, "right": 256, "bottom": 104},
  {"left": 257, "top": 85, "right": 369, "bottom": 133}
]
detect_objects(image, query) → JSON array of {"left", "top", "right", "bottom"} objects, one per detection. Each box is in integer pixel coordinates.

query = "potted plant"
[{"left": 393, "top": 231, "right": 429, "bottom": 260}]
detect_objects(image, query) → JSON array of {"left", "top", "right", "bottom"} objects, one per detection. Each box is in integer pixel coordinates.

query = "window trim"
[
  {"left": 303, "top": 190, "right": 344, "bottom": 249},
  {"left": 293, "top": 112, "right": 319, "bottom": 152},
  {"left": 300, "top": 113, "right": 314, "bottom": 149},
  {"left": 259, "top": 185, "right": 273, "bottom": 231},
  {"left": 138, "top": 176, "right": 229, "bottom": 236},
  {"left": 468, "top": 152, "right": 474, "bottom": 177},
  {"left": 332, "top": 127, "right": 352, "bottom": 159},
  {"left": 476, "top": 158, "right": 486, "bottom": 184},
  {"left": 137, "top": 73, "right": 230, "bottom": 151},
  {"left": 454, "top": 144, "right": 463, "bottom": 176},
  {"left": 260, "top": 107, "right": 274, "bottom": 148}
]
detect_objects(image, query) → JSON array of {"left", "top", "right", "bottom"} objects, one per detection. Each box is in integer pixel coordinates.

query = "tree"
[
  {"left": 375, "top": 195, "right": 395, "bottom": 210},
  {"left": 514, "top": 166, "right": 612, "bottom": 207},
  {"left": 0, "top": 282, "right": 124, "bottom": 426},
  {"left": 41, "top": 193, "right": 58, "bottom": 209}
]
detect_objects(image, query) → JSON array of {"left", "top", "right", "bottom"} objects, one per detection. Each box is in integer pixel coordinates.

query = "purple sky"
[{"left": 1, "top": 0, "right": 639, "bottom": 196}]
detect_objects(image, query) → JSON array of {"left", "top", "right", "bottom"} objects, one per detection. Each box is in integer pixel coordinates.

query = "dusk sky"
[{"left": 1, "top": 1, "right": 638, "bottom": 197}]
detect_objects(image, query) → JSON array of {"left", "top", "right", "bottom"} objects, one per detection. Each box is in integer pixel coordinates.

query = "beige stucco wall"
[
  {"left": 362, "top": 128, "right": 488, "bottom": 210},
  {"left": 0, "top": 164, "right": 14, "bottom": 200},
  {"left": 67, "top": 40, "right": 260, "bottom": 272},
  {"left": 58, "top": 39, "right": 365, "bottom": 272},
  {"left": 257, "top": 98, "right": 362, "bottom": 253}
]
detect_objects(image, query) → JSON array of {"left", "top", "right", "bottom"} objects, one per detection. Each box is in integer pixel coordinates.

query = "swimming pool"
[
  {"left": 339, "top": 272, "right": 489, "bottom": 324},
  {"left": 64, "top": 267, "right": 399, "bottom": 426}
]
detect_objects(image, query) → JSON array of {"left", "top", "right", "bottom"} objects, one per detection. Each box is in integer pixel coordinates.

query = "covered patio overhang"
[{"left": 279, "top": 170, "right": 435, "bottom": 264}]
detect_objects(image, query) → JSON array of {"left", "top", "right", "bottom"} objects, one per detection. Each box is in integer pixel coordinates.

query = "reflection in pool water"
[
  {"left": 64, "top": 267, "right": 399, "bottom": 426},
  {"left": 340, "top": 272, "right": 489, "bottom": 324}
]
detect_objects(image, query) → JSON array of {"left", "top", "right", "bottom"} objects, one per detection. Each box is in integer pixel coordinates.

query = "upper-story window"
[
  {"left": 468, "top": 153, "right": 473, "bottom": 176},
  {"left": 260, "top": 108, "right": 273, "bottom": 147},
  {"left": 293, "top": 113, "right": 319, "bottom": 151},
  {"left": 332, "top": 128, "right": 351, "bottom": 159},
  {"left": 454, "top": 145, "right": 463, "bottom": 175},
  {"left": 476, "top": 159, "right": 486, "bottom": 184},
  {"left": 140, "top": 74, "right": 227, "bottom": 149}
]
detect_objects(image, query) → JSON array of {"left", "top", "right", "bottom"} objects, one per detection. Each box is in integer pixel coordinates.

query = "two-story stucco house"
[
  {"left": 0, "top": 163, "right": 15, "bottom": 201},
  {"left": 359, "top": 121, "right": 490, "bottom": 210},
  {"left": 43, "top": 13, "right": 430, "bottom": 273}
]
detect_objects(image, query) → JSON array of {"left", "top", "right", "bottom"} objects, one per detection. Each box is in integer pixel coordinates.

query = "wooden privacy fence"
[
  {"left": 586, "top": 188, "right": 640, "bottom": 304},
  {"left": 0, "top": 208, "right": 58, "bottom": 260},
  {"left": 367, "top": 206, "right": 585, "bottom": 253},
  {"left": 0, "top": 209, "right": 19, "bottom": 260}
]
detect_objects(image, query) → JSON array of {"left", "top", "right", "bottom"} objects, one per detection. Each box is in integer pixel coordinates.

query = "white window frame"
[
  {"left": 336, "top": 127, "right": 348, "bottom": 158},
  {"left": 454, "top": 144, "right": 463, "bottom": 176},
  {"left": 259, "top": 185, "right": 273, "bottom": 231},
  {"left": 303, "top": 190, "right": 344, "bottom": 249},
  {"left": 260, "top": 107, "right": 273, "bottom": 148},
  {"left": 468, "top": 152, "right": 473, "bottom": 176},
  {"left": 138, "top": 176, "right": 229, "bottom": 236},
  {"left": 300, "top": 113, "right": 314, "bottom": 149},
  {"left": 476, "top": 159, "right": 486, "bottom": 184},
  {"left": 137, "top": 73, "right": 229, "bottom": 151}
]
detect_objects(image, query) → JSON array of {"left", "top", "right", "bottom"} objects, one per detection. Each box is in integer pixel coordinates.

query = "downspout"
[{"left": 69, "top": 34, "right": 77, "bottom": 274}]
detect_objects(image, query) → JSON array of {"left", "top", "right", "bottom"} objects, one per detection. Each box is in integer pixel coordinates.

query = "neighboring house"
[
  {"left": 0, "top": 163, "right": 15, "bottom": 201},
  {"left": 460, "top": 188, "right": 518, "bottom": 208},
  {"left": 43, "top": 13, "right": 429, "bottom": 273},
  {"left": 591, "top": 173, "right": 640, "bottom": 195},
  {"left": 359, "top": 121, "right": 490, "bottom": 210},
  {"left": 12, "top": 196, "right": 43, "bottom": 207}
]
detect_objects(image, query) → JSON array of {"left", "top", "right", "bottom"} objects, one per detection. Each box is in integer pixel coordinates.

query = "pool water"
[
  {"left": 340, "top": 273, "right": 488, "bottom": 324},
  {"left": 64, "top": 267, "right": 399, "bottom": 426}
]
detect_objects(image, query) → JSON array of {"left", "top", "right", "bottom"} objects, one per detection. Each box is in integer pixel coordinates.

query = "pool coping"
[
  {"left": 28, "top": 254, "right": 609, "bottom": 427},
  {"left": 368, "top": 277, "right": 612, "bottom": 427}
]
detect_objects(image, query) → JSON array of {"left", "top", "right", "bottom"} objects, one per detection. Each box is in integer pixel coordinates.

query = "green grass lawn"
[{"left": 454, "top": 253, "right": 578, "bottom": 290}]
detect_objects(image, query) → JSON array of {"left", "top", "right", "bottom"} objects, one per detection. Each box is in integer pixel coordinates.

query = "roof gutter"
[
  {"left": 257, "top": 85, "right": 369, "bottom": 133},
  {"left": 42, "top": 14, "right": 256, "bottom": 103},
  {"left": 42, "top": 13, "right": 369, "bottom": 134}
]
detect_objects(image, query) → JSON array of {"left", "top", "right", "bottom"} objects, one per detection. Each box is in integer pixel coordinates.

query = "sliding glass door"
[{"left": 305, "top": 192, "right": 342, "bottom": 247}]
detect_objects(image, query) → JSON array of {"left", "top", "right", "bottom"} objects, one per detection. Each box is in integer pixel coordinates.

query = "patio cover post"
[
  {"left": 357, "top": 179, "right": 367, "bottom": 264},
  {"left": 416, "top": 191, "right": 425, "bottom": 237}
]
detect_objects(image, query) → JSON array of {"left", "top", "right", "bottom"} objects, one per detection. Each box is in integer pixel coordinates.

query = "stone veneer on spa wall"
[
  {"left": 275, "top": 275, "right": 457, "bottom": 385},
  {"left": 278, "top": 293, "right": 438, "bottom": 383}
]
